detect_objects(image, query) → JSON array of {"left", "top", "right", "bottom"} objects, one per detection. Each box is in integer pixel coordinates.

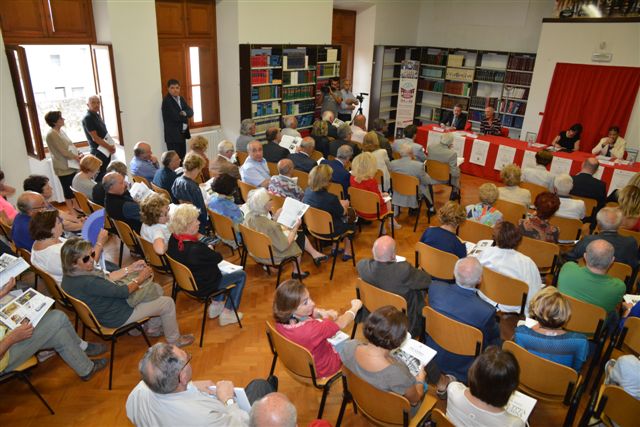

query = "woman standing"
[{"left": 44, "top": 111, "right": 81, "bottom": 210}]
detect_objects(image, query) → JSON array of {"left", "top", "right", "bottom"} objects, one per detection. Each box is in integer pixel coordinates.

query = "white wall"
[
  {"left": 352, "top": 5, "right": 376, "bottom": 119},
  {"left": 216, "top": 0, "right": 241, "bottom": 147},
  {"left": 523, "top": 22, "right": 640, "bottom": 147},
  {"left": 373, "top": 1, "right": 419, "bottom": 46}
]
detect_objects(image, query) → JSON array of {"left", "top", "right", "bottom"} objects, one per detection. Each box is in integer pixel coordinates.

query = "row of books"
[
  {"left": 421, "top": 67, "right": 445, "bottom": 79},
  {"left": 501, "top": 114, "right": 524, "bottom": 128},
  {"left": 283, "top": 99, "right": 315, "bottom": 115},
  {"left": 442, "top": 96, "right": 469, "bottom": 110},
  {"left": 475, "top": 69, "right": 506, "bottom": 83},
  {"left": 418, "top": 107, "right": 442, "bottom": 121},
  {"left": 444, "top": 81, "right": 472, "bottom": 96},
  {"left": 418, "top": 79, "right": 444, "bottom": 92},
  {"left": 251, "top": 86, "right": 281, "bottom": 101},
  {"left": 282, "top": 86, "right": 315, "bottom": 100},
  {"left": 297, "top": 113, "right": 315, "bottom": 128},
  {"left": 422, "top": 52, "right": 447, "bottom": 66},
  {"left": 317, "top": 63, "right": 339, "bottom": 77},
  {"left": 251, "top": 69, "right": 277, "bottom": 85},
  {"left": 283, "top": 53, "right": 308, "bottom": 70},
  {"left": 503, "top": 86, "right": 529, "bottom": 99},
  {"left": 507, "top": 55, "right": 535, "bottom": 71},
  {"left": 318, "top": 48, "right": 338, "bottom": 63},
  {"left": 499, "top": 100, "right": 526, "bottom": 115},
  {"left": 250, "top": 54, "right": 282, "bottom": 68},
  {"left": 252, "top": 101, "right": 280, "bottom": 118},
  {"left": 283, "top": 70, "right": 315, "bottom": 85},
  {"left": 470, "top": 96, "right": 499, "bottom": 109},
  {"left": 469, "top": 110, "right": 484, "bottom": 122},
  {"left": 505, "top": 71, "right": 533, "bottom": 86}
]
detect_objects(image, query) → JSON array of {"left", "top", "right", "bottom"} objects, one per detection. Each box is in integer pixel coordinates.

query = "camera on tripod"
[{"left": 356, "top": 92, "right": 368, "bottom": 103}]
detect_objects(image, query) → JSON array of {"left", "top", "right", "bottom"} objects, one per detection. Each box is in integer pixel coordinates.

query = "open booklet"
[
  {"left": 465, "top": 239, "right": 493, "bottom": 256},
  {"left": 279, "top": 135, "right": 302, "bottom": 154},
  {"left": 624, "top": 294, "right": 640, "bottom": 305},
  {"left": 218, "top": 260, "right": 243, "bottom": 274},
  {"left": 0, "top": 253, "right": 30, "bottom": 286},
  {"left": 505, "top": 390, "right": 537, "bottom": 423},
  {"left": 207, "top": 385, "right": 251, "bottom": 412},
  {"left": 390, "top": 336, "right": 438, "bottom": 377},
  {"left": 276, "top": 197, "right": 309, "bottom": 229},
  {"left": 0, "top": 288, "right": 54, "bottom": 329}
]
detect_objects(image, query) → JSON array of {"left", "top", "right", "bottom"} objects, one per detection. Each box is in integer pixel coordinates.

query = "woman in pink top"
[
  {"left": 273, "top": 279, "right": 362, "bottom": 378},
  {"left": 0, "top": 170, "right": 17, "bottom": 225}
]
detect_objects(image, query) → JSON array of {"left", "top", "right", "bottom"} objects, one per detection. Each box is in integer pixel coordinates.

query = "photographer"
[
  {"left": 320, "top": 77, "right": 343, "bottom": 117},
  {"left": 338, "top": 78, "right": 359, "bottom": 122}
]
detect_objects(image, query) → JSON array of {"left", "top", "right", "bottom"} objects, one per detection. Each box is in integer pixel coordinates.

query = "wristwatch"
[{"left": 224, "top": 397, "right": 236, "bottom": 406}]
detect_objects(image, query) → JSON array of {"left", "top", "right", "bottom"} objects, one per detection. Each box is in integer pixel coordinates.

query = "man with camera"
[{"left": 320, "top": 77, "right": 343, "bottom": 117}]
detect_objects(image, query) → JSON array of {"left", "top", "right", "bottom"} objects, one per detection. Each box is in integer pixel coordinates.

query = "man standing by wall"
[
  {"left": 161, "top": 79, "right": 193, "bottom": 161},
  {"left": 82, "top": 95, "right": 114, "bottom": 182}
]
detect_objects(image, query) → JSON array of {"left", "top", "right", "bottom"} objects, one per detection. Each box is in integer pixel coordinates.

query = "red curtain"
[{"left": 537, "top": 63, "right": 640, "bottom": 152}]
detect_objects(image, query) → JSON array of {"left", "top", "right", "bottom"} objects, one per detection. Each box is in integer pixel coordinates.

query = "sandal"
[{"left": 436, "top": 374, "right": 457, "bottom": 400}]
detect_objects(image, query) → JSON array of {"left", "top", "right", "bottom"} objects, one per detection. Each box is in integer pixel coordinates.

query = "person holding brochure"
[
  {"left": 82, "top": 95, "right": 114, "bottom": 182},
  {"left": 273, "top": 279, "right": 362, "bottom": 378}
]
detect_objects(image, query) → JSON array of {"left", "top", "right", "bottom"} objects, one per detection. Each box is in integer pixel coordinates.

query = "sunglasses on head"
[{"left": 82, "top": 252, "right": 96, "bottom": 263}]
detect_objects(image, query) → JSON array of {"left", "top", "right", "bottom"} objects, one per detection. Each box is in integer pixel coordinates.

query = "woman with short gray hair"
[{"left": 236, "top": 119, "right": 256, "bottom": 152}]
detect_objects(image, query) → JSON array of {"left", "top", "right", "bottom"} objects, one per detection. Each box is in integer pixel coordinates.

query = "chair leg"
[
  {"left": 336, "top": 387, "right": 349, "bottom": 427},
  {"left": 349, "top": 237, "right": 356, "bottom": 267},
  {"left": 276, "top": 264, "right": 283, "bottom": 287},
  {"left": 19, "top": 372, "right": 55, "bottom": 414},
  {"left": 200, "top": 299, "right": 209, "bottom": 348},
  {"left": 329, "top": 243, "right": 339, "bottom": 280},
  {"left": 377, "top": 219, "right": 385, "bottom": 237},
  {"left": 293, "top": 258, "right": 301, "bottom": 282},
  {"left": 268, "top": 354, "right": 278, "bottom": 377},
  {"left": 226, "top": 290, "right": 242, "bottom": 328},
  {"left": 390, "top": 216, "right": 395, "bottom": 239},
  {"left": 414, "top": 200, "right": 421, "bottom": 232},
  {"left": 350, "top": 321, "right": 358, "bottom": 339},
  {"left": 108, "top": 338, "right": 116, "bottom": 390},
  {"left": 318, "top": 384, "right": 331, "bottom": 419},
  {"left": 140, "top": 326, "right": 152, "bottom": 347}
]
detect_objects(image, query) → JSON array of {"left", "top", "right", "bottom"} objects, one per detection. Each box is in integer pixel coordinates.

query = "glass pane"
[
  {"left": 24, "top": 45, "right": 96, "bottom": 144},
  {"left": 92, "top": 46, "right": 119, "bottom": 141},
  {"left": 189, "top": 46, "right": 200, "bottom": 85},
  {"left": 192, "top": 86, "right": 202, "bottom": 123},
  {"left": 12, "top": 50, "right": 38, "bottom": 155}
]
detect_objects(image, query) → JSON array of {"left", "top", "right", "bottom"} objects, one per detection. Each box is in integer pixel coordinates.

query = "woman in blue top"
[
  {"left": 171, "top": 152, "right": 208, "bottom": 234},
  {"left": 514, "top": 287, "right": 589, "bottom": 371},
  {"left": 420, "top": 201, "right": 467, "bottom": 261}
]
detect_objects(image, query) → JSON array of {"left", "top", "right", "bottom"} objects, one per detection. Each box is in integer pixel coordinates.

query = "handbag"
[{"left": 115, "top": 273, "right": 163, "bottom": 307}]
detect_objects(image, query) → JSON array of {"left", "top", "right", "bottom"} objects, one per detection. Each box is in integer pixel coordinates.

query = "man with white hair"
[
  {"left": 281, "top": 116, "right": 301, "bottom": 138},
  {"left": 427, "top": 132, "right": 461, "bottom": 200},
  {"left": 553, "top": 174, "right": 585, "bottom": 220},
  {"left": 240, "top": 141, "right": 271, "bottom": 188},
  {"left": 268, "top": 159, "right": 304, "bottom": 201},
  {"left": 390, "top": 142, "right": 435, "bottom": 212},
  {"left": 357, "top": 236, "right": 431, "bottom": 338},
  {"left": 211, "top": 140, "right": 240, "bottom": 180},
  {"left": 103, "top": 171, "right": 142, "bottom": 233},
  {"left": 152, "top": 150, "right": 181, "bottom": 200},
  {"left": 426, "top": 257, "right": 501, "bottom": 383},
  {"left": 349, "top": 114, "right": 367, "bottom": 144},
  {"left": 565, "top": 207, "right": 638, "bottom": 268},
  {"left": 321, "top": 110, "right": 338, "bottom": 139},
  {"left": 236, "top": 119, "right": 256, "bottom": 152},
  {"left": 82, "top": 95, "right": 113, "bottom": 181},
  {"left": 130, "top": 141, "right": 160, "bottom": 181},
  {"left": 329, "top": 123, "right": 361, "bottom": 158},
  {"left": 559, "top": 239, "right": 626, "bottom": 315},
  {"left": 249, "top": 393, "right": 297, "bottom": 427},
  {"left": 289, "top": 137, "right": 316, "bottom": 173}
]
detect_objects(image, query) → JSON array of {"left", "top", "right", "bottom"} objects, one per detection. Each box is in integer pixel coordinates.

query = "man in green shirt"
[{"left": 558, "top": 239, "right": 625, "bottom": 314}]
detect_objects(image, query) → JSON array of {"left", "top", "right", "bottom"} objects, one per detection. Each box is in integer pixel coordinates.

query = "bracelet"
[
  {"left": 125, "top": 267, "right": 129, "bottom": 275},
  {"left": 346, "top": 310, "right": 356, "bottom": 318},
  {"left": 131, "top": 279, "right": 138, "bottom": 285}
]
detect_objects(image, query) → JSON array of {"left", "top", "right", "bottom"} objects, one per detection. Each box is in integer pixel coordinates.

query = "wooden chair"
[
  {"left": 0, "top": 357, "right": 54, "bottom": 414},
  {"left": 426, "top": 159, "right": 458, "bottom": 201},
  {"left": 150, "top": 182, "right": 171, "bottom": 202},
  {"left": 616, "top": 316, "right": 640, "bottom": 356},
  {"left": 493, "top": 199, "right": 527, "bottom": 225},
  {"left": 593, "top": 385, "right": 640, "bottom": 427},
  {"left": 16, "top": 247, "right": 39, "bottom": 290},
  {"left": 327, "top": 181, "right": 344, "bottom": 200},
  {"left": 414, "top": 242, "right": 456, "bottom": 281},
  {"left": 237, "top": 180, "right": 257, "bottom": 203},
  {"left": 137, "top": 234, "right": 171, "bottom": 276},
  {"left": 336, "top": 364, "right": 437, "bottom": 427},
  {"left": 503, "top": 341, "right": 581, "bottom": 427},
  {"left": 351, "top": 278, "right": 407, "bottom": 338},
  {"left": 619, "top": 227, "right": 640, "bottom": 247},
  {"left": 310, "top": 150, "right": 323, "bottom": 162},
  {"left": 239, "top": 223, "right": 300, "bottom": 286},
  {"left": 478, "top": 267, "right": 528, "bottom": 316},
  {"left": 71, "top": 187, "right": 92, "bottom": 215},
  {"left": 390, "top": 171, "right": 432, "bottom": 232},
  {"left": 571, "top": 195, "right": 598, "bottom": 219},
  {"left": 0, "top": 218, "right": 16, "bottom": 253},
  {"left": 236, "top": 151, "right": 248, "bottom": 166},
  {"left": 269, "top": 194, "right": 286, "bottom": 214},
  {"left": 165, "top": 255, "right": 241, "bottom": 347},
  {"left": 31, "top": 264, "right": 77, "bottom": 327},
  {"left": 267, "top": 161, "right": 279, "bottom": 176},
  {"left": 304, "top": 206, "right": 355, "bottom": 280},
  {"left": 348, "top": 186, "right": 395, "bottom": 238},
  {"left": 112, "top": 219, "right": 143, "bottom": 267},
  {"left": 517, "top": 236, "right": 560, "bottom": 276},
  {"left": 61, "top": 289, "right": 151, "bottom": 390},
  {"left": 291, "top": 169, "right": 309, "bottom": 190},
  {"left": 520, "top": 181, "right": 548, "bottom": 202},
  {"left": 266, "top": 321, "right": 341, "bottom": 419},
  {"left": 549, "top": 215, "right": 583, "bottom": 241},
  {"left": 423, "top": 306, "right": 483, "bottom": 358},
  {"left": 132, "top": 175, "right": 151, "bottom": 188},
  {"left": 429, "top": 408, "right": 455, "bottom": 427},
  {"left": 457, "top": 219, "right": 493, "bottom": 243},
  {"left": 208, "top": 208, "right": 243, "bottom": 257}
]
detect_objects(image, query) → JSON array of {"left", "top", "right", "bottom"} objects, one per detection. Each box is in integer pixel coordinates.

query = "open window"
[{"left": 5, "top": 43, "right": 123, "bottom": 160}]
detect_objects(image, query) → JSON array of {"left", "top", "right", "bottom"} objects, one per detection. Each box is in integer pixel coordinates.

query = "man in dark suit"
[
  {"left": 161, "top": 79, "right": 193, "bottom": 161},
  {"left": 329, "top": 123, "right": 361, "bottom": 158},
  {"left": 103, "top": 172, "right": 142, "bottom": 233},
  {"left": 322, "top": 110, "right": 339, "bottom": 139},
  {"left": 289, "top": 137, "right": 317, "bottom": 173},
  {"left": 426, "top": 257, "right": 501, "bottom": 383},
  {"left": 321, "top": 144, "right": 352, "bottom": 197},
  {"left": 262, "top": 127, "right": 289, "bottom": 163},
  {"left": 571, "top": 157, "right": 607, "bottom": 211},
  {"left": 440, "top": 103, "right": 467, "bottom": 131},
  {"left": 357, "top": 236, "right": 431, "bottom": 338}
]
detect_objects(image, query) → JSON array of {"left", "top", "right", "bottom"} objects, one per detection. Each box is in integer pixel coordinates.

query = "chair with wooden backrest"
[
  {"left": 165, "top": 254, "right": 241, "bottom": 347},
  {"left": 457, "top": 220, "right": 494, "bottom": 243},
  {"left": 137, "top": 234, "right": 171, "bottom": 276},
  {"left": 150, "top": 182, "right": 171, "bottom": 202},
  {"left": 267, "top": 161, "right": 279, "bottom": 176},
  {"left": 348, "top": 186, "right": 395, "bottom": 238},
  {"left": 478, "top": 267, "right": 529, "bottom": 316},
  {"left": 350, "top": 278, "right": 406, "bottom": 338},
  {"left": 520, "top": 181, "right": 548, "bottom": 202},
  {"left": 426, "top": 159, "right": 457, "bottom": 201},
  {"left": 15, "top": 247, "right": 39, "bottom": 290},
  {"left": 335, "top": 364, "right": 437, "bottom": 427},
  {"left": 392, "top": 151, "right": 401, "bottom": 160},
  {"left": 430, "top": 408, "right": 455, "bottom": 427},
  {"left": 327, "top": 181, "right": 344, "bottom": 200},
  {"left": 571, "top": 195, "right": 598, "bottom": 219},
  {"left": 292, "top": 169, "right": 309, "bottom": 190},
  {"left": 374, "top": 169, "right": 385, "bottom": 189},
  {"left": 236, "top": 151, "right": 248, "bottom": 166},
  {"left": 390, "top": 171, "right": 432, "bottom": 232},
  {"left": 517, "top": 236, "right": 560, "bottom": 276},
  {"left": 619, "top": 227, "right": 640, "bottom": 247},
  {"left": 423, "top": 306, "right": 483, "bottom": 358},
  {"left": 269, "top": 194, "right": 286, "bottom": 214},
  {"left": 30, "top": 264, "right": 77, "bottom": 327},
  {"left": 503, "top": 341, "right": 581, "bottom": 427},
  {"left": 71, "top": 187, "right": 92, "bottom": 216},
  {"left": 310, "top": 150, "right": 323, "bottom": 162},
  {"left": 414, "top": 242, "right": 456, "bottom": 281},
  {"left": 60, "top": 289, "right": 151, "bottom": 390},
  {"left": 616, "top": 316, "right": 640, "bottom": 356},
  {"left": 0, "top": 218, "right": 16, "bottom": 253},
  {"left": 237, "top": 180, "right": 257, "bottom": 203},
  {"left": 593, "top": 385, "right": 640, "bottom": 427},
  {"left": 208, "top": 208, "right": 243, "bottom": 257},
  {"left": 0, "top": 356, "right": 54, "bottom": 414},
  {"left": 549, "top": 215, "right": 583, "bottom": 241},
  {"left": 132, "top": 175, "right": 151, "bottom": 188},
  {"left": 493, "top": 199, "right": 527, "bottom": 225},
  {"left": 238, "top": 223, "right": 300, "bottom": 286},
  {"left": 265, "top": 321, "right": 341, "bottom": 419},
  {"left": 304, "top": 206, "right": 355, "bottom": 280},
  {"left": 112, "top": 219, "right": 143, "bottom": 267}
]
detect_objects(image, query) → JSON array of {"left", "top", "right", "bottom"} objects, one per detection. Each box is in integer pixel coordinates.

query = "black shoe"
[
  {"left": 408, "top": 208, "right": 418, "bottom": 216},
  {"left": 267, "top": 374, "right": 279, "bottom": 392},
  {"left": 359, "top": 219, "right": 372, "bottom": 225},
  {"left": 81, "top": 358, "right": 108, "bottom": 381},
  {"left": 291, "top": 271, "right": 310, "bottom": 280},
  {"left": 449, "top": 190, "right": 460, "bottom": 201},
  {"left": 313, "top": 255, "right": 329, "bottom": 266},
  {"left": 85, "top": 342, "right": 108, "bottom": 357}
]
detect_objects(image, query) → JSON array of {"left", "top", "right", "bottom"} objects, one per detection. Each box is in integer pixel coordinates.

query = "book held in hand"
[
  {"left": 279, "top": 135, "right": 302, "bottom": 153},
  {"left": 505, "top": 390, "right": 537, "bottom": 423},
  {"left": 465, "top": 239, "right": 493, "bottom": 256},
  {"left": 0, "top": 253, "right": 30, "bottom": 286},
  {"left": 276, "top": 197, "right": 309, "bottom": 229},
  {"left": 207, "top": 386, "right": 252, "bottom": 412},
  {"left": 390, "top": 335, "right": 437, "bottom": 377},
  {"left": 327, "top": 330, "right": 350, "bottom": 347},
  {"left": 0, "top": 288, "right": 54, "bottom": 329}
]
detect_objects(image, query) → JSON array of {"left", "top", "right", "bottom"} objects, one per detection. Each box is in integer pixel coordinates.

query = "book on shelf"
[
  {"left": 0, "top": 253, "right": 30, "bottom": 286},
  {"left": 252, "top": 86, "right": 281, "bottom": 101},
  {"left": 499, "top": 100, "right": 526, "bottom": 115},
  {"left": 446, "top": 67, "right": 474, "bottom": 82},
  {"left": 424, "top": 51, "right": 447, "bottom": 66},
  {"left": 505, "top": 71, "right": 532, "bottom": 86},
  {"left": 282, "top": 86, "right": 314, "bottom": 101},
  {"left": 444, "top": 82, "right": 471, "bottom": 97},
  {"left": 390, "top": 335, "right": 438, "bottom": 377},
  {"left": 317, "top": 63, "right": 339, "bottom": 77},
  {"left": 0, "top": 287, "right": 54, "bottom": 330},
  {"left": 283, "top": 52, "right": 308, "bottom": 70},
  {"left": 503, "top": 86, "right": 528, "bottom": 99},
  {"left": 421, "top": 67, "right": 444, "bottom": 79},
  {"left": 447, "top": 54, "right": 465, "bottom": 67},
  {"left": 507, "top": 55, "right": 535, "bottom": 71},
  {"left": 418, "top": 79, "right": 443, "bottom": 92},
  {"left": 283, "top": 99, "right": 315, "bottom": 115},
  {"left": 500, "top": 115, "right": 524, "bottom": 129},
  {"left": 283, "top": 69, "right": 315, "bottom": 85},
  {"left": 326, "top": 48, "right": 338, "bottom": 62},
  {"left": 252, "top": 100, "right": 280, "bottom": 117},
  {"left": 475, "top": 69, "right": 506, "bottom": 83},
  {"left": 470, "top": 96, "right": 499, "bottom": 109}
]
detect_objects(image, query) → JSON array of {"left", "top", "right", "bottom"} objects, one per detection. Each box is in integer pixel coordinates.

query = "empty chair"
[{"left": 237, "top": 180, "right": 256, "bottom": 202}]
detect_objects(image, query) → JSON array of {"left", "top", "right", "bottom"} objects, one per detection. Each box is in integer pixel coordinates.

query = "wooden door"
[
  {"left": 185, "top": 0, "right": 214, "bottom": 37},
  {"left": 47, "top": 0, "right": 95, "bottom": 39},
  {"left": 332, "top": 9, "right": 356, "bottom": 81},
  {"left": 158, "top": 40, "right": 187, "bottom": 94},
  {"left": 156, "top": 0, "right": 186, "bottom": 37},
  {"left": 0, "top": 0, "right": 48, "bottom": 41}
]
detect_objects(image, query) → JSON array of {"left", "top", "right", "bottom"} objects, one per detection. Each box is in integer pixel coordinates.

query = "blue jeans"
[{"left": 215, "top": 269, "right": 246, "bottom": 310}]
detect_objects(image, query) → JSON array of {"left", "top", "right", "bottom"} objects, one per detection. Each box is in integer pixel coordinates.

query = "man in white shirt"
[
  {"left": 349, "top": 114, "right": 367, "bottom": 144},
  {"left": 239, "top": 141, "right": 271, "bottom": 188},
  {"left": 280, "top": 115, "right": 301, "bottom": 138},
  {"left": 592, "top": 126, "right": 626, "bottom": 160},
  {"left": 522, "top": 150, "right": 555, "bottom": 191},
  {"left": 126, "top": 343, "right": 275, "bottom": 427},
  {"left": 554, "top": 173, "right": 586, "bottom": 220}
]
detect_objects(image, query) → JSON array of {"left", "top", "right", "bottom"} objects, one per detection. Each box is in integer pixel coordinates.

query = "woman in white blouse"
[
  {"left": 592, "top": 126, "right": 626, "bottom": 160},
  {"left": 498, "top": 164, "right": 531, "bottom": 207},
  {"left": 362, "top": 131, "right": 391, "bottom": 191},
  {"left": 139, "top": 193, "right": 171, "bottom": 255}
]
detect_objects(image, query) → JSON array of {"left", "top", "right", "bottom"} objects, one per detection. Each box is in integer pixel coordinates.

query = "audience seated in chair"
[
  {"left": 239, "top": 141, "right": 271, "bottom": 188},
  {"left": 362, "top": 131, "right": 391, "bottom": 191},
  {"left": 126, "top": 342, "right": 276, "bottom": 426},
  {"left": 498, "top": 164, "right": 531, "bottom": 207},
  {"left": 522, "top": 150, "right": 555, "bottom": 191},
  {"left": 236, "top": 119, "right": 256, "bottom": 153},
  {"left": 72, "top": 154, "right": 103, "bottom": 200},
  {"left": 329, "top": 123, "right": 361, "bottom": 159},
  {"left": 12, "top": 191, "right": 47, "bottom": 250},
  {"left": 103, "top": 171, "right": 143, "bottom": 233},
  {"left": 349, "top": 114, "right": 367, "bottom": 144},
  {"left": 420, "top": 201, "right": 467, "bottom": 265},
  {"left": 152, "top": 150, "right": 181, "bottom": 201},
  {"left": 310, "top": 121, "right": 331, "bottom": 158},
  {"left": 249, "top": 392, "right": 298, "bottom": 427},
  {"left": 604, "top": 354, "right": 640, "bottom": 400},
  {"left": 130, "top": 141, "right": 159, "bottom": 182},
  {"left": 171, "top": 152, "right": 209, "bottom": 234},
  {"left": 207, "top": 174, "right": 244, "bottom": 246},
  {"left": 140, "top": 194, "right": 171, "bottom": 255},
  {"left": 0, "top": 169, "right": 18, "bottom": 226},
  {"left": 210, "top": 140, "right": 241, "bottom": 180},
  {"left": 466, "top": 183, "right": 503, "bottom": 227},
  {"left": 272, "top": 279, "right": 362, "bottom": 378},
  {"left": 92, "top": 161, "right": 129, "bottom": 205},
  {"left": 320, "top": 144, "right": 353, "bottom": 199},
  {"left": 554, "top": 174, "right": 586, "bottom": 220},
  {"left": 188, "top": 136, "right": 211, "bottom": 182},
  {"left": 392, "top": 125, "right": 426, "bottom": 162},
  {"left": 23, "top": 174, "right": 84, "bottom": 233},
  {"left": 390, "top": 141, "right": 435, "bottom": 210},
  {"left": 268, "top": 159, "right": 305, "bottom": 201},
  {"left": 617, "top": 184, "right": 640, "bottom": 231},
  {"left": 519, "top": 192, "right": 560, "bottom": 243},
  {"left": 289, "top": 137, "right": 317, "bottom": 174},
  {"left": 281, "top": 115, "right": 302, "bottom": 139},
  {"left": 262, "top": 127, "right": 289, "bottom": 164},
  {"left": 427, "top": 133, "right": 461, "bottom": 199},
  {"left": 371, "top": 118, "right": 393, "bottom": 160},
  {"left": 570, "top": 157, "right": 606, "bottom": 211}
]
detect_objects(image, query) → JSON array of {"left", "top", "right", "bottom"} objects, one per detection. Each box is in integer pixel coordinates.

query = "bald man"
[
  {"left": 11, "top": 191, "right": 46, "bottom": 250},
  {"left": 268, "top": 159, "right": 304, "bottom": 201},
  {"left": 349, "top": 114, "right": 367, "bottom": 144},
  {"left": 356, "top": 236, "right": 431, "bottom": 338},
  {"left": 559, "top": 239, "right": 626, "bottom": 315},
  {"left": 82, "top": 95, "right": 114, "bottom": 181},
  {"left": 130, "top": 141, "right": 160, "bottom": 181},
  {"left": 570, "top": 157, "right": 607, "bottom": 211},
  {"left": 239, "top": 141, "right": 271, "bottom": 188},
  {"left": 289, "top": 137, "right": 317, "bottom": 173},
  {"left": 249, "top": 392, "right": 297, "bottom": 427}
]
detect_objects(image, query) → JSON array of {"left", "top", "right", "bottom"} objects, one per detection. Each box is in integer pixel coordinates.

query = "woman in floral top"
[
  {"left": 466, "top": 183, "right": 503, "bottom": 227},
  {"left": 519, "top": 192, "right": 560, "bottom": 243}
]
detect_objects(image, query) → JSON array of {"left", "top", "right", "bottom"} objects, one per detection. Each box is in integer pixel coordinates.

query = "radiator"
[{"left": 191, "top": 127, "right": 226, "bottom": 159}]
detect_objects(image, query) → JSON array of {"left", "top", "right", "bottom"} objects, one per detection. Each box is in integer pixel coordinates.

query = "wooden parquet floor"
[{"left": 0, "top": 174, "right": 578, "bottom": 426}]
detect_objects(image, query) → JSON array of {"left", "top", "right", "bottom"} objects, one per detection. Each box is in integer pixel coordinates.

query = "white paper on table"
[
  {"left": 279, "top": 135, "right": 301, "bottom": 154},
  {"left": 469, "top": 139, "right": 490, "bottom": 166},
  {"left": 521, "top": 150, "right": 537, "bottom": 170},
  {"left": 505, "top": 391, "right": 537, "bottom": 423},
  {"left": 452, "top": 134, "right": 466, "bottom": 158},
  {"left": 593, "top": 166, "right": 604, "bottom": 180},
  {"left": 530, "top": 142, "right": 547, "bottom": 148},
  {"left": 608, "top": 168, "right": 636, "bottom": 196},
  {"left": 97, "top": 133, "right": 116, "bottom": 157},
  {"left": 276, "top": 197, "right": 309, "bottom": 228},
  {"left": 550, "top": 156, "right": 573, "bottom": 176},
  {"left": 208, "top": 386, "right": 252, "bottom": 412},
  {"left": 427, "top": 131, "right": 443, "bottom": 148},
  {"left": 494, "top": 145, "right": 517, "bottom": 171}
]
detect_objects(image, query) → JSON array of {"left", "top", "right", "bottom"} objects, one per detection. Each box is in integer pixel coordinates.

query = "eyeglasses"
[
  {"left": 179, "top": 352, "right": 192, "bottom": 375},
  {"left": 81, "top": 252, "right": 96, "bottom": 263}
]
